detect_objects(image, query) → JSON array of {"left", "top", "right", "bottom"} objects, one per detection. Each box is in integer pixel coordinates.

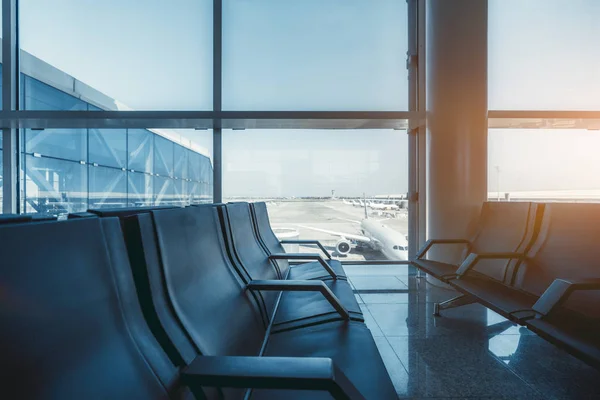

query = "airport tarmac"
[{"left": 264, "top": 200, "right": 409, "bottom": 261}]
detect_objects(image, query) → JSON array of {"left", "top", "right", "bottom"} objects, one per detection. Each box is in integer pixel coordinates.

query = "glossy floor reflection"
[{"left": 345, "top": 264, "right": 600, "bottom": 400}]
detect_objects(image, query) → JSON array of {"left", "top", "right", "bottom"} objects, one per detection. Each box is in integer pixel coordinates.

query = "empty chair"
[
  {"left": 413, "top": 201, "right": 540, "bottom": 284},
  {"left": 250, "top": 201, "right": 347, "bottom": 281},
  {"left": 122, "top": 205, "right": 396, "bottom": 399},
  {"left": 219, "top": 202, "right": 363, "bottom": 332},
  {"left": 0, "top": 217, "right": 189, "bottom": 399},
  {"left": 87, "top": 205, "right": 176, "bottom": 219},
  {"left": 0, "top": 212, "right": 57, "bottom": 225},
  {"left": 450, "top": 203, "right": 600, "bottom": 335},
  {"left": 514, "top": 203, "right": 600, "bottom": 369}
]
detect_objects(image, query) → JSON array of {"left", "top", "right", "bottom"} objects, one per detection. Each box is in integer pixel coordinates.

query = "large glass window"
[
  {"left": 25, "top": 128, "right": 87, "bottom": 162},
  {"left": 154, "top": 176, "right": 176, "bottom": 206},
  {"left": 89, "top": 128, "right": 127, "bottom": 169},
  {"left": 128, "top": 171, "right": 154, "bottom": 207},
  {"left": 23, "top": 76, "right": 88, "bottom": 111},
  {"left": 222, "top": 0, "right": 408, "bottom": 111},
  {"left": 20, "top": 125, "right": 213, "bottom": 213},
  {"left": 488, "top": 129, "right": 600, "bottom": 200},
  {"left": 154, "top": 135, "right": 175, "bottom": 178},
  {"left": 489, "top": 0, "right": 600, "bottom": 110},
  {"left": 223, "top": 129, "right": 409, "bottom": 261},
  {"left": 23, "top": 155, "right": 87, "bottom": 214},
  {"left": 89, "top": 166, "right": 127, "bottom": 209},
  {"left": 20, "top": 0, "right": 213, "bottom": 111},
  {"left": 128, "top": 129, "right": 154, "bottom": 174}
]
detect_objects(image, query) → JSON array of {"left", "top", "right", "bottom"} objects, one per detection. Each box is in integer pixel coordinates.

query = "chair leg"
[{"left": 433, "top": 294, "right": 476, "bottom": 316}]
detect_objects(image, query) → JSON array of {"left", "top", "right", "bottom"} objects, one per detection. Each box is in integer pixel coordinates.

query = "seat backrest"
[
  {"left": 88, "top": 205, "right": 176, "bottom": 219},
  {"left": 514, "top": 203, "right": 600, "bottom": 318},
  {"left": 0, "top": 217, "right": 185, "bottom": 399},
  {"left": 467, "top": 201, "right": 538, "bottom": 283},
  {"left": 249, "top": 202, "right": 290, "bottom": 276},
  {"left": 0, "top": 213, "right": 32, "bottom": 225},
  {"left": 0, "top": 213, "right": 58, "bottom": 225},
  {"left": 126, "top": 206, "right": 267, "bottom": 364},
  {"left": 220, "top": 203, "right": 282, "bottom": 294}
]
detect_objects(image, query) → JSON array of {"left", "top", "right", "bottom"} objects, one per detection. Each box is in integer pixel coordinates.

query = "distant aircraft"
[
  {"left": 367, "top": 200, "right": 400, "bottom": 212},
  {"left": 298, "top": 202, "right": 408, "bottom": 261}
]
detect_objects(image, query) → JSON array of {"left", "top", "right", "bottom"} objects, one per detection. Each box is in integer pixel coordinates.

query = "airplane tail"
[{"left": 363, "top": 192, "right": 368, "bottom": 219}]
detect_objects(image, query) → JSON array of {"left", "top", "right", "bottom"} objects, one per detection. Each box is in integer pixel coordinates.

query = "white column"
[{"left": 426, "top": 0, "right": 488, "bottom": 263}]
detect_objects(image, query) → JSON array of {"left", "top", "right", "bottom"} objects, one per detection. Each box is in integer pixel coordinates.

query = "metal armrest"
[
  {"left": 269, "top": 252, "right": 337, "bottom": 279},
  {"left": 182, "top": 356, "right": 365, "bottom": 400},
  {"left": 532, "top": 278, "right": 600, "bottom": 317},
  {"left": 247, "top": 280, "right": 350, "bottom": 320},
  {"left": 455, "top": 251, "right": 525, "bottom": 278},
  {"left": 415, "top": 238, "right": 471, "bottom": 260},
  {"left": 280, "top": 239, "right": 333, "bottom": 259}
]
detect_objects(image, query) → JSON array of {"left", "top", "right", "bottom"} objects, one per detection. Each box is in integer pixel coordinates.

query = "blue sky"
[{"left": 15, "top": 0, "right": 600, "bottom": 196}]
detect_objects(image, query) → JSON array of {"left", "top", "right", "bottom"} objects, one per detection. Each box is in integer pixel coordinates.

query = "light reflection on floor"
[{"left": 346, "top": 264, "right": 600, "bottom": 399}]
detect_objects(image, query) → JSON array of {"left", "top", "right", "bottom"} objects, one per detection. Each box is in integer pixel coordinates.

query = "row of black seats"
[
  {"left": 412, "top": 201, "right": 600, "bottom": 370},
  {"left": 0, "top": 202, "right": 396, "bottom": 399}
]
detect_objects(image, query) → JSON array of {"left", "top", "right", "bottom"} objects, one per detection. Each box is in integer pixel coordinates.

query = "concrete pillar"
[{"left": 426, "top": 0, "right": 488, "bottom": 263}]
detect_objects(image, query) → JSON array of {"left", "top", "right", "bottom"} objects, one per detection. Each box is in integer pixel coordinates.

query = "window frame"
[{"left": 1, "top": 0, "right": 418, "bottom": 264}]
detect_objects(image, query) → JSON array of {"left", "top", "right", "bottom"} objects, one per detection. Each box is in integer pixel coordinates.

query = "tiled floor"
[{"left": 344, "top": 264, "right": 600, "bottom": 400}]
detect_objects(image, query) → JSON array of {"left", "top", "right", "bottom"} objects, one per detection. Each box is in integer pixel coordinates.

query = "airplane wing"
[
  {"left": 296, "top": 225, "right": 371, "bottom": 243},
  {"left": 336, "top": 217, "right": 361, "bottom": 224}
]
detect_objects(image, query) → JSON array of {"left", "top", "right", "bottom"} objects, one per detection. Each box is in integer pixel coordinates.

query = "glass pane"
[
  {"left": 223, "top": 129, "right": 409, "bottom": 261},
  {"left": 174, "top": 179, "right": 190, "bottom": 206},
  {"left": 489, "top": 0, "right": 600, "bottom": 110},
  {"left": 23, "top": 75, "right": 88, "bottom": 111},
  {"left": 128, "top": 171, "right": 154, "bottom": 207},
  {"left": 222, "top": 0, "right": 408, "bottom": 111},
  {"left": 154, "top": 135, "right": 175, "bottom": 177},
  {"left": 23, "top": 155, "right": 87, "bottom": 214},
  {"left": 128, "top": 129, "right": 154, "bottom": 174},
  {"left": 89, "top": 166, "right": 127, "bottom": 209},
  {"left": 189, "top": 181, "right": 212, "bottom": 205},
  {"left": 154, "top": 176, "right": 176, "bottom": 206},
  {"left": 189, "top": 152, "right": 203, "bottom": 183},
  {"left": 25, "top": 128, "right": 87, "bottom": 161},
  {"left": 89, "top": 129, "right": 127, "bottom": 169},
  {"left": 20, "top": 0, "right": 213, "bottom": 110},
  {"left": 174, "top": 144, "right": 189, "bottom": 180},
  {"left": 488, "top": 129, "right": 600, "bottom": 200}
]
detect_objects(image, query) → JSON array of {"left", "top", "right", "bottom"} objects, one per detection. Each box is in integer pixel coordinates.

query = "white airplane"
[
  {"left": 297, "top": 204, "right": 409, "bottom": 261},
  {"left": 368, "top": 200, "right": 401, "bottom": 212}
]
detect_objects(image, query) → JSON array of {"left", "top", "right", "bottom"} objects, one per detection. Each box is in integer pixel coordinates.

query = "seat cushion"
[
  {"left": 272, "top": 279, "right": 364, "bottom": 333},
  {"left": 412, "top": 259, "right": 458, "bottom": 281},
  {"left": 526, "top": 316, "right": 600, "bottom": 370},
  {"left": 450, "top": 275, "right": 538, "bottom": 321},
  {"left": 252, "top": 321, "right": 397, "bottom": 400},
  {"left": 287, "top": 259, "right": 347, "bottom": 281}
]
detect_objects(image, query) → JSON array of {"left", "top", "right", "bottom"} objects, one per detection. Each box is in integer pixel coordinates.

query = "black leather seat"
[
  {"left": 515, "top": 203, "right": 600, "bottom": 368},
  {"left": 413, "top": 202, "right": 540, "bottom": 284},
  {"left": 449, "top": 274, "right": 537, "bottom": 321},
  {"left": 219, "top": 203, "right": 363, "bottom": 331},
  {"left": 249, "top": 202, "right": 347, "bottom": 281},
  {"left": 442, "top": 203, "right": 600, "bottom": 369},
  {"left": 0, "top": 217, "right": 190, "bottom": 399},
  {"left": 123, "top": 206, "right": 396, "bottom": 399},
  {"left": 526, "top": 316, "right": 600, "bottom": 370},
  {"left": 87, "top": 205, "right": 176, "bottom": 218},
  {"left": 0, "top": 212, "right": 57, "bottom": 225}
]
